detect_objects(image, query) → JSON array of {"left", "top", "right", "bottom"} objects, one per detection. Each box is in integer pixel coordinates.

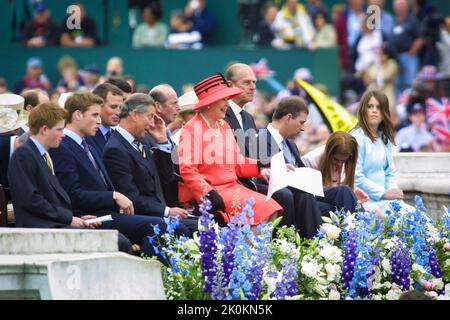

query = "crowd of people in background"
[{"left": 2, "top": 0, "right": 447, "bottom": 154}]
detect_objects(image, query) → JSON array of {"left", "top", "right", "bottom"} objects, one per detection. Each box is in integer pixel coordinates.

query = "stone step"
[
  {"left": 0, "top": 252, "right": 165, "bottom": 300},
  {"left": 0, "top": 228, "right": 118, "bottom": 255}
]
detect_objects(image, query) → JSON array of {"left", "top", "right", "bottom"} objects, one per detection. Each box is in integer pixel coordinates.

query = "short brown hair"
[
  {"left": 29, "top": 102, "right": 68, "bottom": 135},
  {"left": 273, "top": 96, "right": 309, "bottom": 120},
  {"left": 22, "top": 90, "right": 39, "bottom": 109},
  {"left": 92, "top": 83, "right": 123, "bottom": 101},
  {"left": 64, "top": 92, "right": 104, "bottom": 124}
]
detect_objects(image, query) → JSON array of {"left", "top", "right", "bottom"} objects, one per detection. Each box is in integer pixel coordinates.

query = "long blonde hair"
[{"left": 318, "top": 131, "right": 358, "bottom": 189}]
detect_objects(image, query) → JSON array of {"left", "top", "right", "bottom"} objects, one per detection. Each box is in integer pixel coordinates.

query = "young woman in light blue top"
[{"left": 351, "top": 90, "right": 406, "bottom": 213}]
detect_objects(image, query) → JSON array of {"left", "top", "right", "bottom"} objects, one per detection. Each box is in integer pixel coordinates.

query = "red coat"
[{"left": 178, "top": 114, "right": 282, "bottom": 225}]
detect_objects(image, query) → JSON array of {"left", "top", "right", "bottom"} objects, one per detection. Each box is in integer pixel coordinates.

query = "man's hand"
[
  {"left": 70, "top": 217, "right": 86, "bottom": 228},
  {"left": 81, "top": 215, "right": 102, "bottom": 229},
  {"left": 114, "top": 192, "right": 134, "bottom": 215},
  {"left": 286, "top": 164, "right": 295, "bottom": 172},
  {"left": 168, "top": 207, "right": 189, "bottom": 219},
  {"left": 148, "top": 114, "right": 168, "bottom": 143},
  {"left": 383, "top": 188, "right": 404, "bottom": 200},
  {"left": 260, "top": 168, "right": 271, "bottom": 183}
]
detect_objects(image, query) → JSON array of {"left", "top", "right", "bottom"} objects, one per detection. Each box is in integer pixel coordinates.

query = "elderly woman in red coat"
[{"left": 178, "top": 73, "right": 282, "bottom": 225}]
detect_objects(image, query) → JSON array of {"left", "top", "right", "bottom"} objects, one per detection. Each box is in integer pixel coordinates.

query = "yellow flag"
[{"left": 295, "top": 78, "right": 357, "bottom": 132}]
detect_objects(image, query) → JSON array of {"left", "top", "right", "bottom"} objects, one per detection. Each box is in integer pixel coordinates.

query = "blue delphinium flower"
[
  {"left": 390, "top": 246, "right": 411, "bottom": 291},
  {"left": 428, "top": 246, "right": 442, "bottom": 278},
  {"left": 198, "top": 197, "right": 218, "bottom": 294},
  {"left": 271, "top": 257, "right": 298, "bottom": 299},
  {"left": 346, "top": 210, "right": 383, "bottom": 299},
  {"left": 220, "top": 226, "right": 237, "bottom": 288},
  {"left": 228, "top": 200, "right": 257, "bottom": 300},
  {"left": 341, "top": 229, "right": 357, "bottom": 292},
  {"left": 402, "top": 206, "right": 432, "bottom": 273},
  {"left": 247, "top": 223, "right": 273, "bottom": 300}
]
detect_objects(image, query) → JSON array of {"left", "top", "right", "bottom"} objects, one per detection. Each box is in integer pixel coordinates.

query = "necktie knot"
[
  {"left": 105, "top": 129, "right": 111, "bottom": 141},
  {"left": 82, "top": 139, "right": 89, "bottom": 152}
]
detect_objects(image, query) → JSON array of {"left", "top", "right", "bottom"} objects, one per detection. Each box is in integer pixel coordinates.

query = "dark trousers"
[
  {"left": 256, "top": 184, "right": 322, "bottom": 239},
  {"left": 101, "top": 213, "right": 189, "bottom": 258},
  {"left": 316, "top": 186, "right": 358, "bottom": 215}
]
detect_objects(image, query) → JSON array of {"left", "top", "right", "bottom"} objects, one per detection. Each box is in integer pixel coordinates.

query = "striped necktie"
[
  {"left": 44, "top": 152, "right": 55, "bottom": 175},
  {"left": 134, "top": 140, "right": 147, "bottom": 159},
  {"left": 104, "top": 128, "right": 112, "bottom": 141}
]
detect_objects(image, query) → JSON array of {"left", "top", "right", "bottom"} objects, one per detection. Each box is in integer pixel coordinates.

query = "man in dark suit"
[
  {"left": 224, "top": 63, "right": 322, "bottom": 238},
  {"left": 149, "top": 84, "right": 182, "bottom": 207},
  {"left": 103, "top": 93, "right": 197, "bottom": 235},
  {"left": 86, "top": 83, "right": 124, "bottom": 156},
  {"left": 259, "top": 96, "right": 359, "bottom": 218},
  {"left": 50, "top": 92, "right": 176, "bottom": 257}
]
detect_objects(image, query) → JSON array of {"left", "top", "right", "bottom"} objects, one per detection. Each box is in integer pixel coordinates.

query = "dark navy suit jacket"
[
  {"left": 0, "top": 134, "right": 11, "bottom": 189},
  {"left": 85, "top": 129, "right": 107, "bottom": 156},
  {"left": 102, "top": 130, "right": 172, "bottom": 216},
  {"left": 7, "top": 139, "right": 72, "bottom": 228},
  {"left": 50, "top": 135, "right": 116, "bottom": 217},
  {"left": 224, "top": 107, "right": 258, "bottom": 158}
]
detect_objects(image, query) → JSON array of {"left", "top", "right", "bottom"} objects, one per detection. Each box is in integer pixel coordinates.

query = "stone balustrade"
[
  {"left": 394, "top": 152, "right": 450, "bottom": 220},
  {"left": 0, "top": 228, "right": 165, "bottom": 300}
]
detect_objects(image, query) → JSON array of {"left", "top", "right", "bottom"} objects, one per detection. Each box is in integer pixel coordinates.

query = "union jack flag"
[{"left": 426, "top": 97, "right": 450, "bottom": 145}]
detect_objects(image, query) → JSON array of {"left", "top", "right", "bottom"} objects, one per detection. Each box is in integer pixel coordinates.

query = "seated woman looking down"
[
  {"left": 178, "top": 73, "right": 282, "bottom": 225},
  {"left": 301, "top": 131, "right": 369, "bottom": 203}
]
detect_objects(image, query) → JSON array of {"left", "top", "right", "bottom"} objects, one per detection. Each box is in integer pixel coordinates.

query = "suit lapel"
[
  {"left": 241, "top": 110, "right": 256, "bottom": 131},
  {"left": 93, "top": 130, "right": 107, "bottom": 150},
  {"left": 286, "top": 139, "right": 305, "bottom": 167},
  {"left": 225, "top": 107, "right": 241, "bottom": 131},
  {"left": 27, "top": 140, "right": 71, "bottom": 204},
  {"left": 115, "top": 132, "right": 153, "bottom": 170},
  {"left": 89, "top": 144, "right": 114, "bottom": 189},
  {"left": 64, "top": 137, "right": 103, "bottom": 182},
  {"left": 115, "top": 133, "right": 165, "bottom": 203}
]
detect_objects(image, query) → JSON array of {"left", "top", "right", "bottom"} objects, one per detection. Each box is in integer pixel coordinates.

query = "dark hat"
[
  {"left": 193, "top": 73, "right": 243, "bottom": 110},
  {"left": 84, "top": 65, "right": 100, "bottom": 75},
  {"left": 34, "top": 2, "right": 48, "bottom": 13},
  {"left": 407, "top": 102, "right": 426, "bottom": 115}
]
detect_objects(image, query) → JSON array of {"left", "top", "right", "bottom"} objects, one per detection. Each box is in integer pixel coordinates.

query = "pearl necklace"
[{"left": 200, "top": 113, "right": 220, "bottom": 137}]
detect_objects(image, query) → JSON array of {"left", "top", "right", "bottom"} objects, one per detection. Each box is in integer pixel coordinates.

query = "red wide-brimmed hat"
[{"left": 192, "top": 73, "right": 243, "bottom": 110}]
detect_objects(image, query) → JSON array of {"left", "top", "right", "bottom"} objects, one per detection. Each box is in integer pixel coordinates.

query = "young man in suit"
[
  {"left": 225, "top": 63, "right": 323, "bottom": 238},
  {"left": 7, "top": 102, "right": 105, "bottom": 230},
  {"left": 102, "top": 93, "right": 197, "bottom": 235},
  {"left": 50, "top": 92, "right": 177, "bottom": 257},
  {"left": 86, "top": 83, "right": 124, "bottom": 155},
  {"left": 259, "top": 96, "right": 359, "bottom": 217}
]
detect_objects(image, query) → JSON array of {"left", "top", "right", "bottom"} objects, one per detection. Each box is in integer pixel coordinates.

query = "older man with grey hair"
[
  {"left": 149, "top": 84, "right": 184, "bottom": 207},
  {"left": 149, "top": 84, "right": 181, "bottom": 134},
  {"left": 102, "top": 93, "right": 197, "bottom": 235}
]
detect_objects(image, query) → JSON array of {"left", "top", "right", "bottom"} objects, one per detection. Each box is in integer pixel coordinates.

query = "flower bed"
[{"left": 148, "top": 196, "right": 450, "bottom": 300}]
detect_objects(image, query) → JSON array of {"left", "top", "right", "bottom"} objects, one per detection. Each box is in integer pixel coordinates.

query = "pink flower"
[
  {"left": 423, "top": 280, "right": 436, "bottom": 291},
  {"left": 443, "top": 243, "right": 450, "bottom": 251}
]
